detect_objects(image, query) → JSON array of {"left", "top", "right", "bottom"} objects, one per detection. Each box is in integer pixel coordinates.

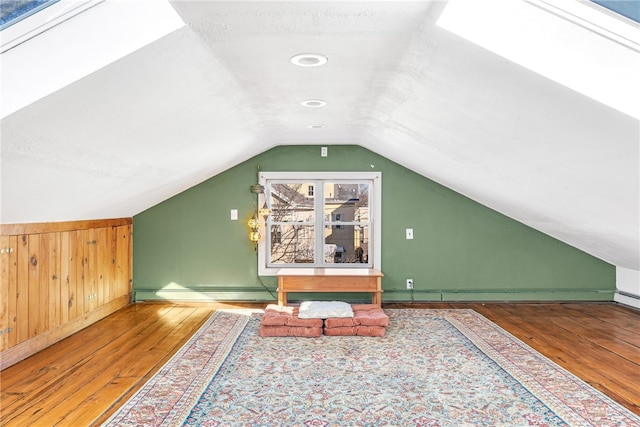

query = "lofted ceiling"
[{"left": 1, "top": 0, "right": 639, "bottom": 270}]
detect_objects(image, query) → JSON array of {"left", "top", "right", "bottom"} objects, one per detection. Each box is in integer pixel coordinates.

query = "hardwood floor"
[{"left": 1, "top": 302, "right": 638, "bottom": 426}]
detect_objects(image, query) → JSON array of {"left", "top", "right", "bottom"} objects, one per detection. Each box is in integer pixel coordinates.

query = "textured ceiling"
[{"left": 1, "top": 0, "right": 638, "bottom": 270}]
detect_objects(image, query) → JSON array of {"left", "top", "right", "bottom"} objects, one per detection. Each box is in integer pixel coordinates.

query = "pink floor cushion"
[
  {"left": 261, "top": 304, "right": 323, "bottom": 328},
  {"left": 353, "top": 304, "right": 390, "bottom": 327},
  {"left": 259, "top": 326, "right": 323, "bottom": 338},
  {"left": 355, "top": 325, "right": 387, "bottom": 337},
  {"left": 323, "top": 325, "right": 386, "bottom": 337},
  {"left": 324, "top": 304, "right": 389, "bottom": 328}
]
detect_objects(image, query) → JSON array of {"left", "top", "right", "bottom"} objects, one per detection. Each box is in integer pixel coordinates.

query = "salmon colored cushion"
[
  {"left": 355, "top": 326, "right": 386, "bottom": 337},
  {"left": 323, "top": 325, "right": 386, "bottom": 337},
  {"left": 323, "top": 317, "right": 357, "bottom": 328},
  {"left": 324, "top": 304, "right": 389, "bottom": 328},
  {"left": 261, "top": 304, "right": 323, "bottom": 328},
  {"left": 323, "top": 326, "right": 357, "bottom": 336},
  {"left": 259, "top": 326, "right": 323, "bottom": 338}
]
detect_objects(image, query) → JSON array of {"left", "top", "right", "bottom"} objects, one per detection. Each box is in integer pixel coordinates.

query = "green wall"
[{"left": 133, "top": 145, "right": 615, "bottom": 302}]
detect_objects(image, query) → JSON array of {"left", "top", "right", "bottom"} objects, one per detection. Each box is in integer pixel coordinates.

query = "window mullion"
[{"left": 316, "top": 180, "right": 325, "bottom": 267}]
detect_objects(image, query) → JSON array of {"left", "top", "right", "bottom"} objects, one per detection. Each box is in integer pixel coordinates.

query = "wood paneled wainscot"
[{"left": 0, "top": 218, "right": 132, "bottom": 370}]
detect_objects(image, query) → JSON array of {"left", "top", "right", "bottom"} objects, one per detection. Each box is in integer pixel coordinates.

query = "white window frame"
[{"left": 258, "top": 171, "right": 381, "bottom": 276}]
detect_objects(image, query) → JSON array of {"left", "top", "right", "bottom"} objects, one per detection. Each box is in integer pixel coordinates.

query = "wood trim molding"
[{"left": 1, "top": 218, "right": 132, "bottom": 236}]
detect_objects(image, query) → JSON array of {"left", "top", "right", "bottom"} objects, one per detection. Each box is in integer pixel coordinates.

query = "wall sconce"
[
  {"left": 247, "top": 216, "right": 260, "bottom": 229},
  {"left": 248, "top": 181, "right": 270, "bottom": 246},
  {"left": 258, "top": 206, "right": 271, "bottom": 217},
  {"left": 248, "top": 230, "right": 261, "bottom": 243},
  {"left": 250, "top": 184, "right": 264, "bottom": 194},
  {"left": 247, "top": 213, "right": 261, "bottom": 243}
]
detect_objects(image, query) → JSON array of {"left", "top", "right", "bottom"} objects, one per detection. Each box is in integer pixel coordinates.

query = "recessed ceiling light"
[
  {"left": 290, "top": 53, "right": 328, "bottom": 67},
  {"left": 301, "top": 99, "right": 327, "bottom": 108},
  {"left": 307, "top": 124, "right": 327, "bottom": 129}
]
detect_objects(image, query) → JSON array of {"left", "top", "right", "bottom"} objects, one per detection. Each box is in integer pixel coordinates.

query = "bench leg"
[
  {"left": 372, "top": 292, "right": 381, "bottom": 306},
  {"left": 278, "top": 291, "right": 287, "bottom": 306}
]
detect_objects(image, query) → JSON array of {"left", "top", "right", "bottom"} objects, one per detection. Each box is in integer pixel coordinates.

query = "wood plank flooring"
[{"left": 0, "top": 302, "right": 638, "bottom": 426}]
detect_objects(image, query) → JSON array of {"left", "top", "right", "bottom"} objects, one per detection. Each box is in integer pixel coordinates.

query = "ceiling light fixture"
[
  {"left": 290, "top": 53, "right": 328, "bottom": 67},
  {"left": 301, "top": 99, "right": 327, "bottom": 108},
  {"left": 307, "top": 124, "right": 327, "bottom": 129}
]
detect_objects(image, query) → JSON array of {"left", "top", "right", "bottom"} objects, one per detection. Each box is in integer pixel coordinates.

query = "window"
[
  {"left": 1, "top": 0, "right": 102, "bottom": 52},
  {"left": 258, "top": 172, "right": 381, "bottom": 275},
  {"left": 592, "top": 1, "right": 640, "bottom": 23},
  {"left": 1, "top": 0, "right": 61, "bottom": 31},
  {"left": 271, "top": 229, "right": 282, "bottom": 245},
  {"left": 333, "top": 213, "right": 343, "bottom": 229}
]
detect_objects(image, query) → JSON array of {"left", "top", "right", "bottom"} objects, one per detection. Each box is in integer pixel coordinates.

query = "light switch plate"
[
  {"left": 230, "top": 209, "right": 238, "bottom": 220},
  {"left": 406, "top": 228, "right": 413, "bottom": 239},
  {"left": 321, "top": 146, "right": 328, "bottom": 157}
]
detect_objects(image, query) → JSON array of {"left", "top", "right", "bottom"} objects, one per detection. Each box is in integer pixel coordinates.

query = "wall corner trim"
[{"left": 615, "top": 267, "right": 640, "bottom": 309}]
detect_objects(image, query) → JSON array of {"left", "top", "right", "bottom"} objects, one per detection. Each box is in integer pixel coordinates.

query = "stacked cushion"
[
  {"left": 259, "top": 304, "right": 323, "bottom": 337},
  {"left": 259, "top": 303, "right": 389, "bottom": 338},
  {"left": 322, "top": 325, "right": 386, "bottom": 337},
  {"left": 323, "top": 304, "right": 389, "bottom": 337}
]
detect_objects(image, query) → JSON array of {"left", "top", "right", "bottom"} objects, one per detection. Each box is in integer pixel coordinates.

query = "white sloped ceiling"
[{"left": 1, "top": 0, "right": 638, "bottom": 269}]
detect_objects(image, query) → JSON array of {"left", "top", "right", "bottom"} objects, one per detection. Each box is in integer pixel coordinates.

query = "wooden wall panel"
[
  {"left": 7, "top": 236, "right": 18, "bottom": 351},
  {"left": 60, "top": 232, "right": 70, "bottom": 325},
  {"left": 16, "top": 235, "right": 29, "bottom": 344},
  {"left": 115, "top": 225, "right": 132, "bottom": 299},
  {"left": 76, "top": 230, "right": 87, "bottom": 316},
  {"left": 0, "top": 236, "right": 16, "bottom": 351},
  {"left": 84, "top": 229, "right": 96, "bottom": 313},
  {"left": 0, "top": 237, "right": 8, "bottom": 351},
  {"left": 97, "top": 227, "right": 108, "bottom": 307},
  {"left": 109, "top": 227, "right": 118, "bottom": 303},
  {"left": 67, "top": 230, "right": 79, "bottom": 321},
  {"left": 28, "top": 234, "right": 41, "bottom": 339},
  {"left": 0, "top": 218, "right": 132, "bottom": 369},
  {"left": 38, "top": 234, "right": 50, "bottom": 338},
  {"left": 48, "top": 233, "right": 61, "bottom": 331},
  {"left": 6, "top": 236, "right": 18, "bottom": 349}
]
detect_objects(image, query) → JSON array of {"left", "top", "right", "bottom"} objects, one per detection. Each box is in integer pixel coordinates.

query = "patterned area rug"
[{"left": 103, "top": 309, "right": 640, "bottom": 426}]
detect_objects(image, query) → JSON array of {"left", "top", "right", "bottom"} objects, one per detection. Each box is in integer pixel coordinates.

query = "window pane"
[
  {"left": 592, "top": 1, "right": 640, "bottom": 23},
  {"left": 323, "top": 182, "right": 371, "bottom": 265},
  {"left": 269, "top": 183, "right": 315, "bottom": 222},
  {"left": 324, "top": 182, "right": 369, "bottom": 224},
  {"left": 0, "top": 0, "right": 60, "bottom": 30},
  {"left": 269, "top": 225, "right": 315, "bottom": 264},
  {"left": 324, "top": 225, "right": 369, "bottom": 264}
]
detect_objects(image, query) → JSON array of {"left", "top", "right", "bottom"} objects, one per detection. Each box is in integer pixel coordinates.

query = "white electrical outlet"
[
  {"left": 230, "top": 209, "right": 238, "bottom": 220},
  {"left": 321, "top": 146, "right": 328, "bottom": 157},
  {"left": 406, "top": 279, "right": 414, "bottom": 289}
]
